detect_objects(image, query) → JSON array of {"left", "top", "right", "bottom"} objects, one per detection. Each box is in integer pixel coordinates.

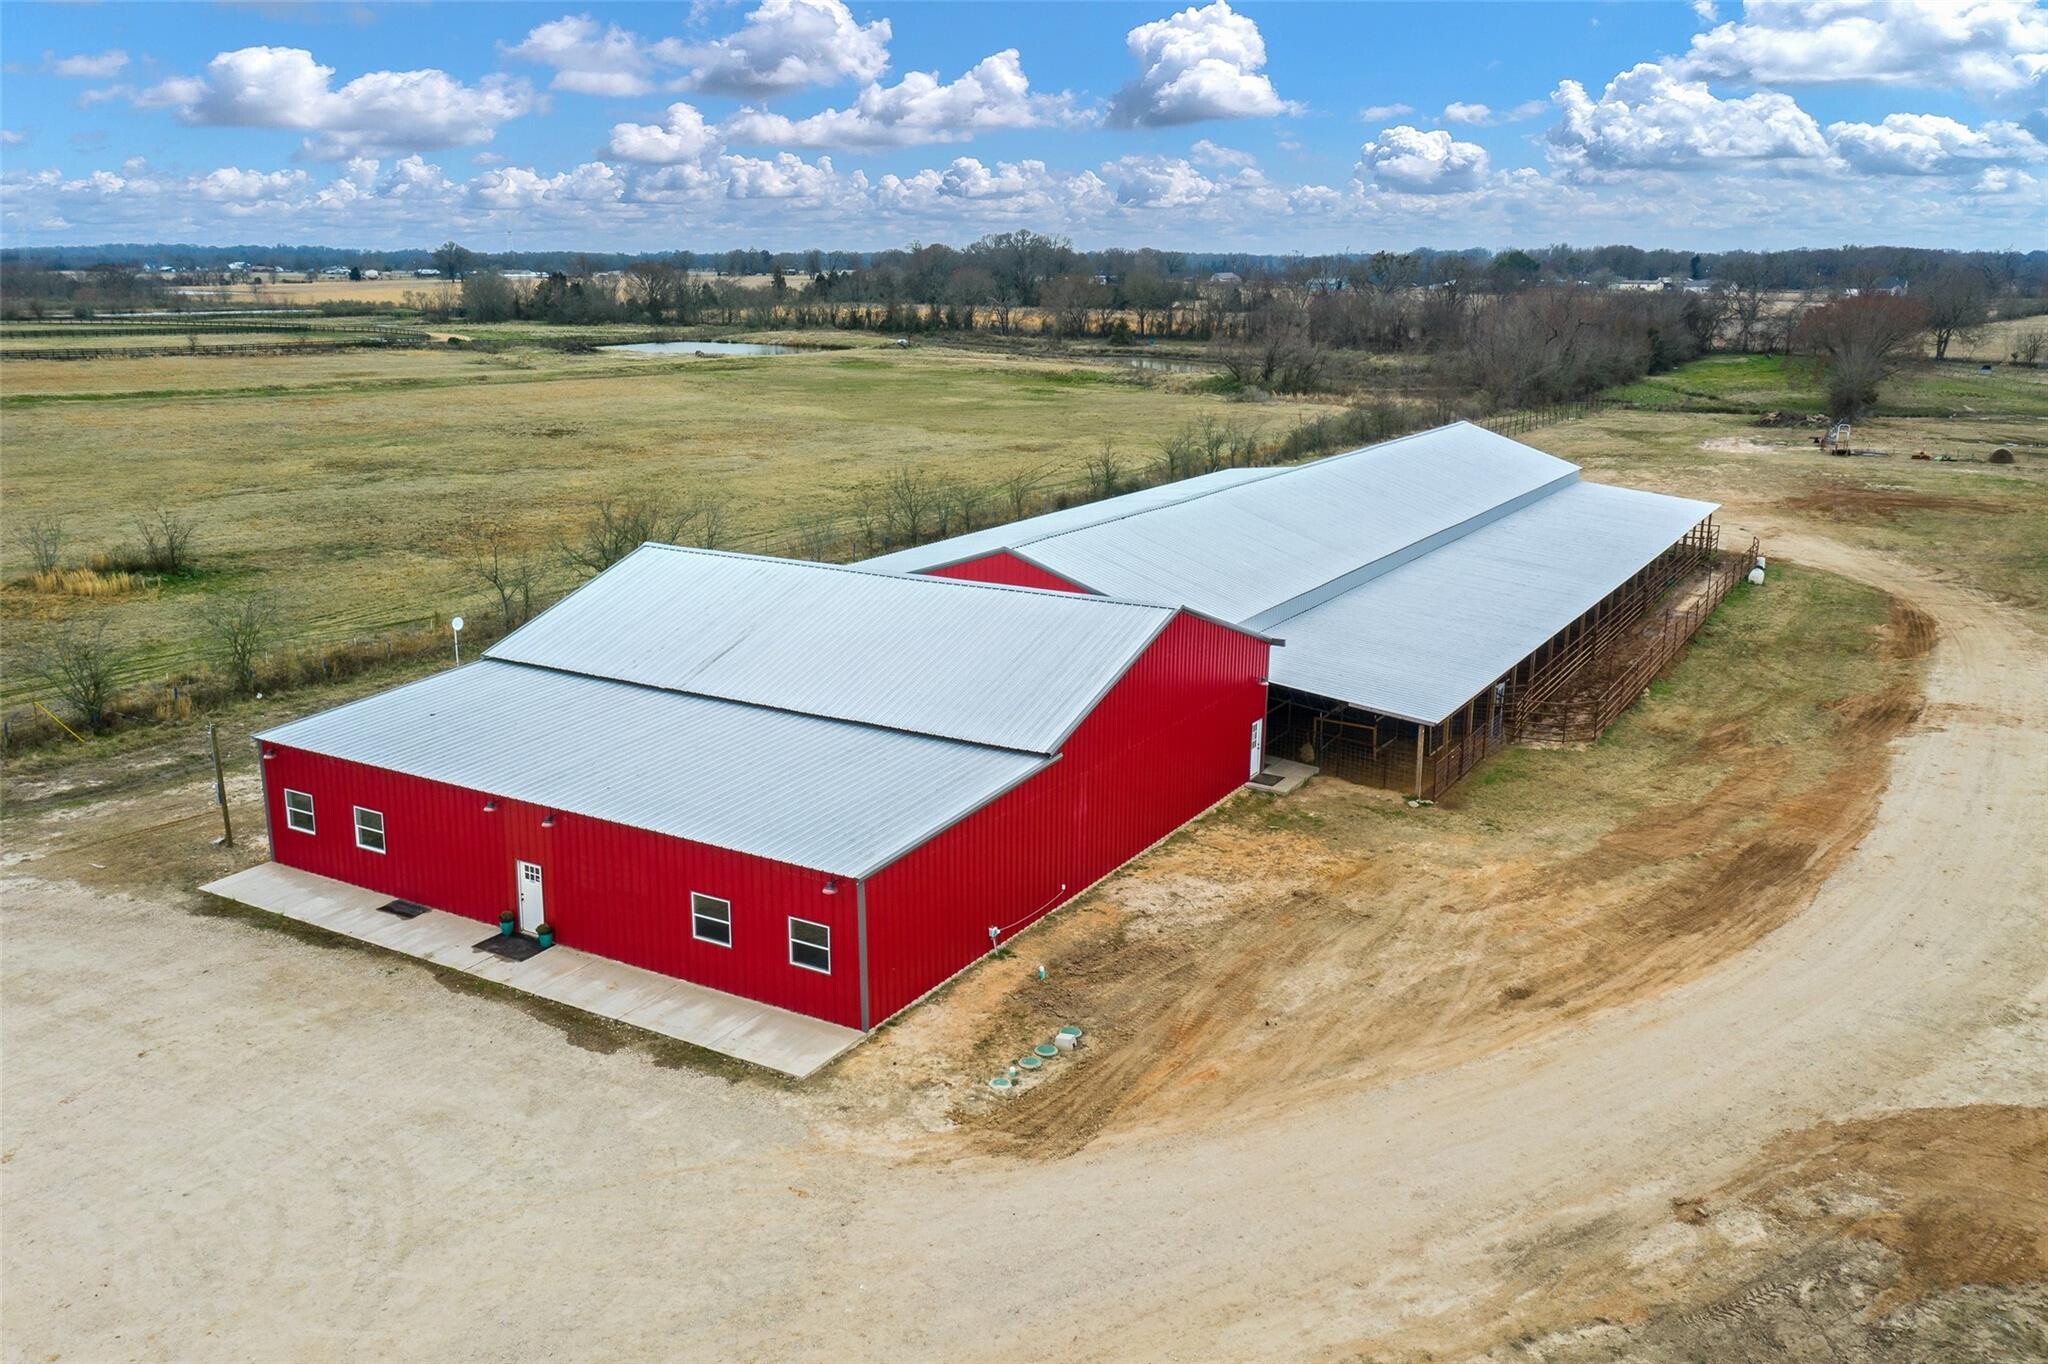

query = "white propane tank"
[
  {"left": 1748, "top": 566, "right": 1766, "bottom": 586},
  {"left": 1755, "top": 555, "right": 1768, "bottom": 570}
]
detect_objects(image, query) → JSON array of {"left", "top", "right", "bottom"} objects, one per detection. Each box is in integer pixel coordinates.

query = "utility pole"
[{"left": 209, "top": 723, "right": 233, "bottom": 848}]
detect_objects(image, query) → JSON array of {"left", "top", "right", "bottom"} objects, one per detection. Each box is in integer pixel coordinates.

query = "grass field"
[
  {"left": 1610, "top": 351, "right": 2048, "bottom": 419},
  {"left": 0, "top": 337, "right": 1312, "bottom": 708}
]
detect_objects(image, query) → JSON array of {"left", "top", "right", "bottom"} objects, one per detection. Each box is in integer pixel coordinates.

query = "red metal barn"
[{"left": 257, "top": 547, "right": 1270, "bottom": 1031}]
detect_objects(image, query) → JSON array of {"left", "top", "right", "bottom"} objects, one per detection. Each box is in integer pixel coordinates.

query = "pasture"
[{"left": 0, "top": 334, "right": 1312, "bottom": 706}]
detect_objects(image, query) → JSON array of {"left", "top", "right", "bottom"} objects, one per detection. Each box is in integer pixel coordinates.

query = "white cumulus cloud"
[
  {"left": 1678, "top": 0, "right": 2048, "bottom": 96},
  {"left": 1358, "top": 102, "right": 1414, "bottom": 121},
  {"left": 1549, "top": 62, "right": 1829, "bottom": 170},
  {"left": 1110, "top": 1, "right": 1298, "bottom": 127},
  {"left": 669, "top": 0, "right": 891, "bottom": 96},
  {"left": 47, "top": 49, "right": 129, "bottom": 79},
  {"left": 138, "top": 46, "right": 533, "bottom": 159},
  {"left": 721, "top": 50, "right": 1068, "bottom": 148},
  {"left": 607, "top": 102, "right": 722, "bottom": 164},
  {"left": 1356, "top": 125, "right": 1490, "bottom": 193},
  {"left": 1827, "top": 111, "right": 2048, "bottom": 174},
  {"left": 505, "top": 16, "right": 655, "bottom": 97}
]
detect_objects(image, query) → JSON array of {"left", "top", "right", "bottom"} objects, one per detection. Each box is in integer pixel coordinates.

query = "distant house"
[
  {"left": 360, "top": 269, "right": 382, "bottom": 280},
  {"left": 319, "top": 266, "right": 351, "bottom": 278},
  {"left": 501, "top": 270, "right": 545, "bottom": 281},
  {"left": 1306, "top": 277, "right": 1349, "bottom": 294},
  {"left": 414, "top": 268, "right": 442, "bottom": 278},
  {"left": 1209, "top": 271, "right": 1243, "bottom": 287}
]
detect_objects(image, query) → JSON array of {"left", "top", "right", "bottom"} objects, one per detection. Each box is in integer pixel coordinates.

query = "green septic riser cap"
[
  {"left": 989, "top": 1076, "right": 1013, "bottom": 1091},
  {"left": 1018, "top": 1055, "right": 1043, "bottom": 1070},
  {"left": 1033, "top": 1044, "right": 1059, "bottom": 1059},
  {"left": 1057, "top": 1026, "right": 1083, "bottom": 1038}
]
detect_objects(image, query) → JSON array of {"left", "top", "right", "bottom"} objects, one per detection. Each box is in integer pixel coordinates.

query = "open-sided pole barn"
[{"left": 862, "top": 422, "right": 1753, "bottom": 799}]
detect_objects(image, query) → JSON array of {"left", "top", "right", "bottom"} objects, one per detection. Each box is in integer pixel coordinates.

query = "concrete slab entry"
[
  {"left": 200, "top": 864, "right": 863, "bottom": 1079},
  {"left": 1247, "top": 757, "right": 1318, "bottom": 796}
]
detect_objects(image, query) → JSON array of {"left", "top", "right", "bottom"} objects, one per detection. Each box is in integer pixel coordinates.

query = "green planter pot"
[
  {"left": 536, "top": 926, "right": 555, "bottom": 948},
  {"left": 498, "top": 912, "right": 516, "bottom": 939}
]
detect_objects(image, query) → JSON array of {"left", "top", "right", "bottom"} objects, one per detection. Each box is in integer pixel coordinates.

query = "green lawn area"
[{"left": 1611, "top": 352, "right": 2048, "bottom": 419}]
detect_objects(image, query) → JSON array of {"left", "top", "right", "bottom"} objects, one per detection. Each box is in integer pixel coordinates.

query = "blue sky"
[{"left": 3, "top": 0, "right": 2044, "bottom": 252}]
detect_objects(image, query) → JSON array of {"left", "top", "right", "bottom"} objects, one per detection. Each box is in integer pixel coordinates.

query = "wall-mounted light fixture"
[
  {"left": 822, "top": 878, "right": 840, "bottom": 896},
  {"left": 541, "top": 812, "right": 556, "bottom": 828},
  {"left": 261, "top": 746, "right": 276, "bottom": 760},
  {"left": 483, "top": 799, "right": 499, "bottom": 813}
]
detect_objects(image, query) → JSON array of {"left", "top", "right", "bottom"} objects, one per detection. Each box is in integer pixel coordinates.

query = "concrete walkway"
[{"left": 200, "top": 863, "right": 862, "bottom": 1079}]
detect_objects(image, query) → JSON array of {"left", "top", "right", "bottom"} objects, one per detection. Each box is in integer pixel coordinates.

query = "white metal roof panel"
[
  {"left": 256, "top": 661, "right": 1049, "bottom": 878},
  {"left": 1021, "top": 423, "right": 1580, "bottom": 623},
  {"left": 856, "top": 466, "right": 1287, "bottom": 576},
  {"left": 1272, "top": 481, "right": 1719, "bottom": 724},
  {"left": 487, "top": 545, "right": 1175, "bottom": 755}
]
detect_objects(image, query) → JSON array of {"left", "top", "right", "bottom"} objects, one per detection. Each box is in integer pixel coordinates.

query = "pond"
[
  {"left": 599, "top": 340, "right": 801, "bottom": 357},
  {"left": 1124, "top": 356, "right": 1207, "bottom": 373}
]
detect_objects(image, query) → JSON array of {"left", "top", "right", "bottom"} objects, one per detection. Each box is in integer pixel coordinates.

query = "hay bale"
[{"left": 1989, "top": 447, "right": 2015, "bottom": 464}]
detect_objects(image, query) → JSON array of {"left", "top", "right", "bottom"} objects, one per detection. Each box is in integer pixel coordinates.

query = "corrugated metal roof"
[
  {"left": 1272, "top": 481, "right": 1720, "bottom": 724},
  {"left": 856, "top": 466, "right": 1286, "bottom": 576},
  {"left": 256, "top": 661, "right": 1049, "bottom": 878},
  {"left": 487, "top": 545, "right": 1176, "bottom": 755},
  {"left": 1019, "top": 423, "right": 1581, "bottom": 624}
]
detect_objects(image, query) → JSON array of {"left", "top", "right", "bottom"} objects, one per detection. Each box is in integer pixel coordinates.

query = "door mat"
[
  {"left": 474, "top": 934, "right": 548, "bottom": 962},
  {"left": 379, "top": 899, "right": 430, "bottom": 919}
]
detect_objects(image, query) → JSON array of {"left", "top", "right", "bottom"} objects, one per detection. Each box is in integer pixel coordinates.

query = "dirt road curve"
[{"left": 4, "top": 529, "right": 2044, "bottom": 1361}]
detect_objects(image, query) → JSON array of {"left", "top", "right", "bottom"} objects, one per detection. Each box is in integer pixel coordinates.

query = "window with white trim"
[
  {"left": 353, "top": 806, "right": 386, "bottom": 854},
  {"left": 283, "top": 788, "right": 315, "bottom": 834},
  {"left": 788, "top": 917, "right": 831, "bottom": 974},
  {"left": 692, "top": 893, "right": 732, "bottom": 947}
]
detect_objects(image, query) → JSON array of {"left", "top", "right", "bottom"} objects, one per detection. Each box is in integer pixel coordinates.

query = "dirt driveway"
[{"left": 4, "top": 528, "right": 2044, "bottom": 1361}]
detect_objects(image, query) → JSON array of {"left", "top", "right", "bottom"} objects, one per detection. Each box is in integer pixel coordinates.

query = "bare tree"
[
  {"left": 995, "top": 465, "right": 1048, "bottom": 521},
  {"left": 876, "top": 465, "right": 940, "bottom": 546},
  {"left": 2013, "top": 328, "right": 2046, "bottom": 367},
  {"left": 790, "top": 514, "right": 844, "bottom": 562},
  {"left": 448, "top": 513, "right": 539, "bottom": 631},
  {"left": 132, "top": 504, "right": 199, "bottom": 574},
  {"left": 34, "top": 621, "right": 123, "bottom": 732},
  {"left": 560, "top": 494, "right": 720, "bottom": 574},
  {"left": 1793, "top": 295, "right": 1929, "bottom": 421},
  {"left": 18, "top": 515, "right": 63, "bottom": 575},
  {"left": 1084, "top": 441, "right": 1125, "bottom": 499},
  {"left": 1919, "top": 265, "right": 1990, "bottom": 361},
  {"left": 199, "top": 594, "right": 277, "bottom": 695}
]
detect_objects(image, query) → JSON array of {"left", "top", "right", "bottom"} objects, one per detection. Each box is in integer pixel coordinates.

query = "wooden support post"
[
  {"left": 1413, "top": 722, "right": 1427, "bottom": 797},
  {"left": 209, "top": 723, "right": 233, "bottom": 848}
]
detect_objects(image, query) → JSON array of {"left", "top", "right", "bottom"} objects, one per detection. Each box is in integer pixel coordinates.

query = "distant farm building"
[{"left": 255, "top": 549, "right": 1269, "bottom": 1030}]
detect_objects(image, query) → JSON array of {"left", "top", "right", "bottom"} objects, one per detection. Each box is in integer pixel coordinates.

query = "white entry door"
[
  {"left": 1248, "top": 718, "right": 1265, "bottom": 780},
  {"left": 515, "top": 860, "right": 545, "bottom": 933}
]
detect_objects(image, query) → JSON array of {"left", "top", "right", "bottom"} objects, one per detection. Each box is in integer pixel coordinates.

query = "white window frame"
[
  {"left": 788, "top": 917, "right": 831, "bottom": 975},
  {"left": 691, "top": 892, "right": 733, "bottom": 948},
  {"left": 283, "top": 788, "right": 316, "bottom": 835},
  {"left": 352, "top": 805, "right": 386, "bottom": 854}
]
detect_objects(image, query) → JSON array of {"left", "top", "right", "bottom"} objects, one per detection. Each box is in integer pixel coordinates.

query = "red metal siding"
[
  {"left": 260, "top": 750, "right": 863, "bottom": 1027},
  {"left": 861, "top": 611, "right": 1269, "bottom": 1021},
  {"left": 927, "top": 552, "right": 1090, "bottom": 594}
]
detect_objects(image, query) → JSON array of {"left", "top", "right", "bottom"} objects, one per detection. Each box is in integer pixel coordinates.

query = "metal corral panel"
[
  {"left": 863, "top": 612, "right": 1271, "bottom": 1022},
  {"left": 256, "top": 660, "right": 1048, "bottom": 878},
  {"left": 487, "top": 545, "right": 1175, "bottom": 754},
  {"left": 1023, "top": 423, "right": 1581, "bottom": 623},
  {"left": 259, "top": 750, "right": 865, "bottom": 1026},
  {"left": 1273, "top": 481, "right": 1719, "bottom": 724},
  {"left": 856, "top": 466, "right": 1286, "bottom": 576}
]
